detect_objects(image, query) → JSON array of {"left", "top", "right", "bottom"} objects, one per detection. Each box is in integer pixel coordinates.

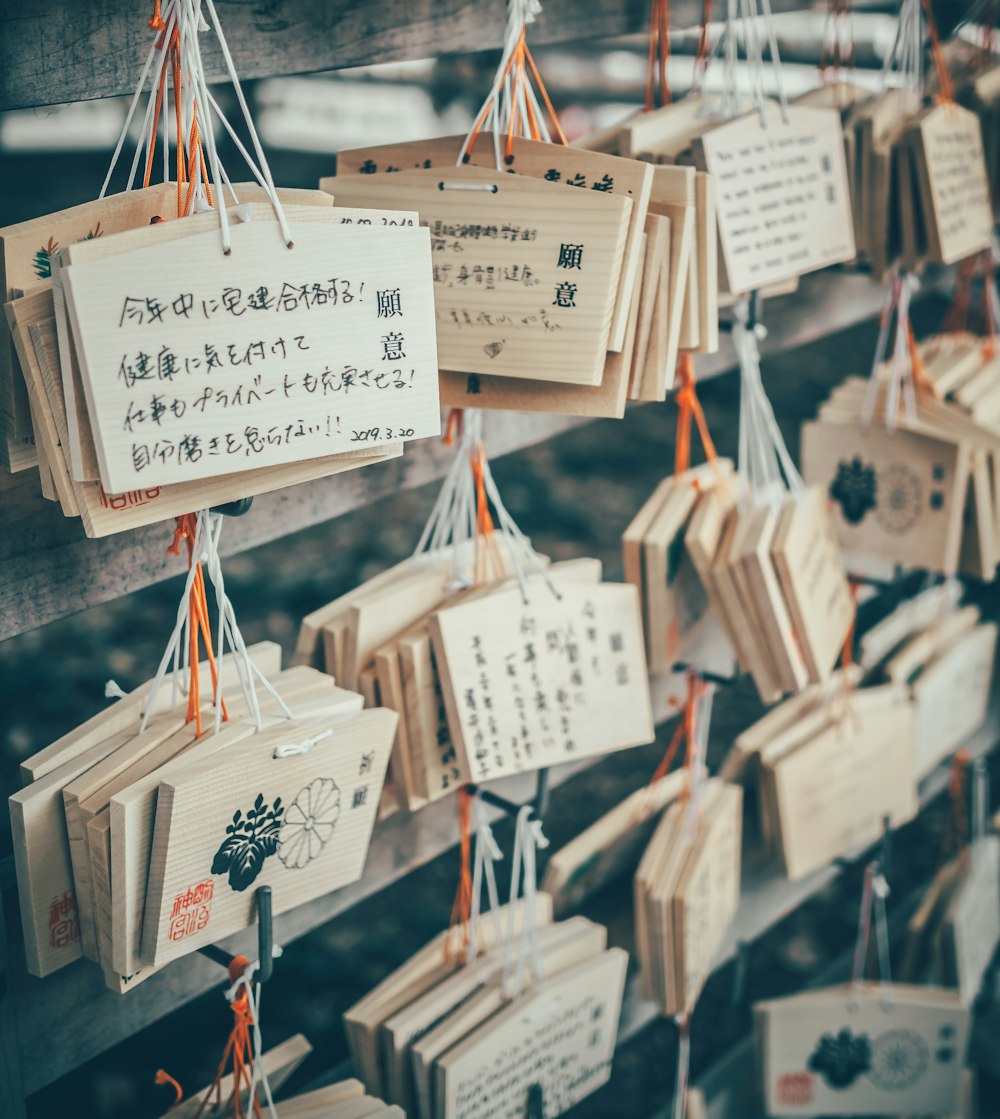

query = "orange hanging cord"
[
  {"left": 644, "top": 0, "right": 671, "bottom": 112},
  {"left": 155, "top": 1069, "right": 184, "bottom": 1109},
  {"left": 444, "top": 788, "right": 474, "bottom": 962},
  {"left": 942, "top": 750, "right": 971, "bottom": 862},
  {"left": 674, "top": 354, "right": 718, "bottom": 476},
  {"left": 195, "top": 956, "right": 261, "bottom": 1119},
  {"left": 168, "top": 514, "right": 229, "bottom": 736},
  {"left": 471, "top": 445, "right": 504, "bottom": 586},
  {"left": 921, "top": 0, "right": 956, "bottom": 105}
]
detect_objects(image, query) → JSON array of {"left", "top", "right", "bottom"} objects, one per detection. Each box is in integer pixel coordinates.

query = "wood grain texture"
[{"left": 1, "top": 0, "right": 658, "bottom": 113}]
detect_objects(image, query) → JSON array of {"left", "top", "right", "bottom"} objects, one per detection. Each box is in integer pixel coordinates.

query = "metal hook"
[
  {"left": 211, "top": 496, "right": 254, "bottom": 518},
  {"left": 198, "top": 885, "right": 275, "bottom": 982}
]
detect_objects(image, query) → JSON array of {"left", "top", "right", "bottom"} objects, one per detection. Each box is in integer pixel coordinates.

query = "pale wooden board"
[
  {"left": 769, "top": 686, "right": 918, "bottom": 880},
  {"left": 380, "top": 919, "right": 606, "bottom": 1113},
  {"left": 673, "top": 783, "right": 742, "bottom": 1015},
  {"left": 0, "top": 184, "right": 177, "bottom": 471},
  {"left": 694, "top": 104, "right": 855, "bottom": 295},
  {"left": 801, "top": 419, "right": 970, "bottom": 576},
  {"left": 628, "top": 215, "right": 670, "bottom": 401},
  {"left": 8, "top": 294, "right": 400, "bottom": 537},
  {"left": 434, "top": 948, "right": 627, "bottom": 1119},
  {"left": 910, "top": 622, "right": 997, "bottom": 778},
  {"left": 325, "top": 167, "right": 631, "bottom": 387},
  {"left": 771, "top": 488, "right": 855, "bottom": 685},
  {"left": 335, "top": 133, "right": 654, "bottom": 354},
  {"left": 942, "top": 836, "right": 1000, "bottom": 1004},
  {"left": 143, "top": 708, "right": 396, "bottom": 965},
  {"left": 60, "top": 211, "right": 439, "bottom": 491},
  {"left": 431, "top": 571, "right": 653, "bottom": 783},
  {"left": 438, "top": 232, "right": 646, "bottom": 417},
  {"left": 910, "top": 102, "right": 994, "bottom": 265},
  {"left": 756, "top": 984, "right": 968, "bottom": 1116},
  {"left": 110, "top": 675, "right": 358, "bottom": 983},
  {"left": 692, "top": 172, "right": 719, "bottom": 356}
]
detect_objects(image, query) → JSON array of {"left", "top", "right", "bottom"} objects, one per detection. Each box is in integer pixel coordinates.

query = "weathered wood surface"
[
  {"left": 0, "top": 0, "right": 813, "bottom": 113},
  {"left": 0, "top": 268, "right": 939, "bottom": 642}
]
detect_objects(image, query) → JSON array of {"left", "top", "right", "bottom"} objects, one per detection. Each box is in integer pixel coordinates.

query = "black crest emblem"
[
  {"left": 830, "top": 457, "right": 877, "bottom": 524},
  {"left": 808, "top": 1028, "right": 872, "bottom": 1090}
]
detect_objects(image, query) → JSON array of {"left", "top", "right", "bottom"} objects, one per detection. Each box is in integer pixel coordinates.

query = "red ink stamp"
[
  {"left": 48, "top": 890, "right": 79, "bottom": 949},
  {"left": 777, "top": 1072, "right": 815, "bottom": 1106},
  {"left": 168, "top": 879, "right": 214, "bottom": 942},
  {"left": 98, "top": 485, "right": 162, "bottom": 511}
]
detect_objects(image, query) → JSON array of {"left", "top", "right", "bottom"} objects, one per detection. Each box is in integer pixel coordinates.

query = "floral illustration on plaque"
[
  {"left": 211, "top": 792, "right": 285, "bottom": 891},
  {"left": 808, "top": 1028, "right": 872, "bottom": 1089},
  {"left": 829, "top": 457, "right": 877, "bottom": 524},
  {"left": 868, "top": 1029, "right": 930, "bottom": 1092},
  {"left": 278, "top": 777, "right": 341, "bottom": 870}
]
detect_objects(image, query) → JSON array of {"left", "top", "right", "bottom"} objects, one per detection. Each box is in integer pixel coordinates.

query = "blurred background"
[{"left": 1, "top": 3, "right": 998, "bottom": 1117}]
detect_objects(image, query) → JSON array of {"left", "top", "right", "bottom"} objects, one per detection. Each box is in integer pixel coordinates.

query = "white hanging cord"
[
  {"left": 850, "top": 860, "right": 893, "bottom": 1008},
  {"left": 225, "top": 963, "right": 279, "bottom": 1119},
  {"left": 501, "top": 805, "right": 549, "bottom": 999},
  {"left": 682, "top": 682, "right": 714, "bottom": 841},
  {"left": 413, "top": 409, "right": 555, "bottom": 601},
  {"left": 273, "top": 728, "right": 334, "bottom": 759},
  {"left": 466, "top": 795, "right": 505, "bottom": 964},
  {"left": 733, "top": 299, "right": 803, "bottom": 509},
  {"left": 861, "top": 271, "right": 921, "bottom": 430}
]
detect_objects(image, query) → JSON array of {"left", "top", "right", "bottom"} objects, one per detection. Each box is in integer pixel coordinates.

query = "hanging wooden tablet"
[
  {"left": 335, "top": 133, "right": 654, "bottom": 354},
  {"left": 766, "top": 685, "right": 917, "bottom": 880},
  {"left": 908, "top": 102, "right": 994, "bottom": 265},
  {"left": 802, "top": 418, "right": 970, "bottom": 575},
  {"left": 942, "top": 837, "right": 1000, "bottom": 1002},
  {"left": 692, "top": 103, "right": 855, "bottom": 294},
  {"left": 771, "top": 486, "right": 856, "bottom": 684},
  {"left": 57, "top": 205, "right": 439, "bottom": 492},
  {"left": 326, "top": 167, "right": 631, "bottom": 387},
  {"left": 0, "top": 184, "right": 178, "bottom": 471},
  {"left": 433, "top": 947, "right": 628, "bottom": 1119},
  {"left": 431, "top": 569, "right": 653, "bottom": 782},
  {"left": 755, "top": 983, "right": 969, "bottom": 1116},
  {"left": 141, "top": 707, "right": 395, "bottom": 965}
]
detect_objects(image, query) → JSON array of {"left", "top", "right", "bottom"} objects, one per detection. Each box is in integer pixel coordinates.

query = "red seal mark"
[
  {"left": 168, "top": 879, "right": 214, "bottom": 941},
  {"left": 777, "top": 1072, "right": 815, "bottom": 1106},
  {"left": 48, "top": 890, "right": 79, "bottom": 949}
]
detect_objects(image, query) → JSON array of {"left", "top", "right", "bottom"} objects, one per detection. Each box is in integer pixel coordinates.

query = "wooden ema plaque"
[
  {"left": 755, "top": 984, "right": 969, "bottom": 1116},
  {"left": 326, "top": 167, "right": 632, "bottom": 388},
  {"left": 335, "top": 133, "right": 653, "bottom": 354},
  {"left": 694, "top": 103, "right": 855, "bottom": 295},
  {"left": 433, "top": 948, "right": 628, "bottom": 1119},
  {"left": 430, "top": 571, "right": 653, "bottom": 783},
  {"left": 142, "top": 708, "right": 396, "bottom": 965},
  {"left": 58, "top": 207, "right": 439, "bottom": 491}
]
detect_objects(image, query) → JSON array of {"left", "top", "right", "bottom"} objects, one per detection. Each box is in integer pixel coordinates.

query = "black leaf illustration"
[
  {"left": 830, "top": 457, "right": 877, "bottom": 525},
  {"left": 210, "top": 792, "right": 285, "bottom": 892},
  {"left": 808, "top": 1028, "right": 872, "bottom": 1090}
]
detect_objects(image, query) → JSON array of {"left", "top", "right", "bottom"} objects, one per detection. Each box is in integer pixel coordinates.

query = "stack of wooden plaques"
[
  {"left": 847, "top": 85, "right": 994, "bottom": 275},
  {"left": 626, "top": 463, "right": 855, "bottom": 704},
  {"left": 343, "top": 897, "right": 627, "bottom": 1119},
  {"left": 0, "top": 185, "right": 434, "bottom": 534},
  {"left": 728, "top": 679, "right": 918, "bottom": 881},
  {"left": 863, "top": 596, "right": 997, "bottom": 780},
  {"left": 803, "top": 332, "right": 1000, "bottom": 580},
  {"left": 297, "top": 553, "right": 655, "bottom": 809},
  {"left": 754, "top": 983, "right": 970, "bottom": 1116},
  {"left": 634, "top": 778, "right": 743, "bottom": 1016},
  {"left": 9, "top": 643, "right": 396, "bottom": 992},
  {"left": 902, "top": 834, "right": 1000, "bottom": 1005},
  {"left": 0, "top": 182, "right": 447, "bottom": 535},
  {"left": 327, "top": 132, "right": 708, "bottom": 408},
  {"left": 155, "top": 1033, "right": 405, "bottom": 1119},
  {"left": 584, "top": 93, "right": 856, "bottom": 300}
]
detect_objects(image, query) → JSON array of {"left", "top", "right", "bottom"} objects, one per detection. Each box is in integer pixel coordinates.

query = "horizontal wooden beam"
[
  {"left": 0, "top": 267, "right": 937, "bottom": 642},
  {"left": 0, "top": 0, "right": 813, "bottom": 113}
]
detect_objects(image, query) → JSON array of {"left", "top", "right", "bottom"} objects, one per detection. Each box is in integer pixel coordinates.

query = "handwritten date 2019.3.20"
[{"left": 351, "top": 426, "right": 415, "bottom": 442}]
